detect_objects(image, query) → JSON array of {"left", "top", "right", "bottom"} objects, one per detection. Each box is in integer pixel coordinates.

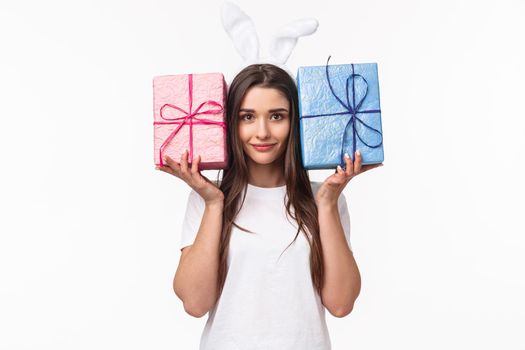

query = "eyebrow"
[{"left": 239, "top": 108, "right": 289, "bottom": 113}]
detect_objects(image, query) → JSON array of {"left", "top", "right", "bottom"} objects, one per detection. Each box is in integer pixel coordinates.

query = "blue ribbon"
[{"left": 300, "top": 56, "right": 383, "bottom": 167}]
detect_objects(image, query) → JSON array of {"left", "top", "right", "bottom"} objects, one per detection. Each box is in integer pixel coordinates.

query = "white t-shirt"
[{"left": 180, "top": 181, "right": 352, "bottom": 350}]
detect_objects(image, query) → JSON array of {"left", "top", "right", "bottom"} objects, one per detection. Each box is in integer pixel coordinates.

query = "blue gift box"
[{"left": 297, "top": 58, "right": 384, "bottom": 169}]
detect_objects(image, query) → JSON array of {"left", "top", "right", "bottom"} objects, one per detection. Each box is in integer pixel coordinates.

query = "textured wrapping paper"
[
  {"left": 153, "top": 73, "right": 228, "bottom": 170},
  {"left": 297, "top": 61, "right": 384, "bottom": 169}
]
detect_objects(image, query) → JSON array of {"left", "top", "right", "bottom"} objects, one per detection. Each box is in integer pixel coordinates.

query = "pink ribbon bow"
[{"left": 154, "top": 74, "right": 226, "bottom": 167}]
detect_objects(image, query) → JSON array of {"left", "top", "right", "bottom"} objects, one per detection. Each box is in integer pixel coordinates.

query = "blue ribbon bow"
[{"left": 300, "top": 56, "right": 383, "bottom": 167}]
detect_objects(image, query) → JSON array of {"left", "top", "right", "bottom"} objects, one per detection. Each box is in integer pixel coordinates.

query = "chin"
[
  {"left": 245, "top": 149, "right": 284, "bottom": 166},
  {"left": 244, "top": 153, "right": 271, "bottom": 164},
  {"left": 253, "top": 156, "right": 279, "bottom": 165}
]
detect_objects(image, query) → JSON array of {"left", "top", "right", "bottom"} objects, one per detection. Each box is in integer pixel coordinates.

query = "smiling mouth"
[{"left": 252, "top": 143, "right": 276, "bottom": 151}]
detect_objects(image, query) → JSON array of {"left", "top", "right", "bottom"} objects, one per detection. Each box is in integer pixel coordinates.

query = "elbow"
[
  {"left": 174, "top": 285, "right": 210, "bottom": 318},
  {"left": 174, "top": 283, "right": 212, "bottom": 318},
  {"left": 323, "top": 290, "right": 359, "bottom": 318},
  {"left": 328, "top": 302, "right": 355, "bottom": 318},
  {"left": 173, "top": 277, "right": 182, "bottom": 299},
  {"left": 183, "top": 301, "right": 209, "bottom": 318}
]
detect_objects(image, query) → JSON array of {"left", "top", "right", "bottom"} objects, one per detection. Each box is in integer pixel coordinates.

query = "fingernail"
[
  {"left": 356, "top": 150, "right": 361, "bottom": 156},
  {"left": 337, "top": 165, "right": 342, "bottom": 172},
  {"left": 344, "top": 153, "right": 350, "bottom": 159}
]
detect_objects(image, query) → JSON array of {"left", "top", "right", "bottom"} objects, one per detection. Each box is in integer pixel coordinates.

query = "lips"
[{"left": 252, "top": 143, "right": 276, "bottom": 152}]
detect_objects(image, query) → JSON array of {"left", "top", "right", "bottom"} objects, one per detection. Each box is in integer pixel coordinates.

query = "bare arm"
[
  {"left": 156, "top": 150, "right": 224, "bottom": 318},
  {"left": 173, "top": 200, "right": 223, "bottom": 318},
  {"left": 315, "top": 150, "right": 382, "bottom": 318},
  {"left": 318, "top": 201, "right": 360, "bottom": 318}
]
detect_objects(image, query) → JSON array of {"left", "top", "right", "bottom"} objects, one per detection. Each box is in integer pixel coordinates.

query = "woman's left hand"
[{"left": 315, "top": 150, "right": 383, "bottom": 207}]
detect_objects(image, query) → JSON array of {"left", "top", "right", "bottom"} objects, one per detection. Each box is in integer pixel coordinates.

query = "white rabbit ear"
[
  {"left": 221, "top": 2, "right": 260, "bottom": 63},
  {"left": 268, "top": 18, "right": 319, "bottom": 65}
]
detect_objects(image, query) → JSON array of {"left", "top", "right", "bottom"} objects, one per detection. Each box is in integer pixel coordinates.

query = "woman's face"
[{"left": 238, "top": 86, "right": 291, "bottom": 167}]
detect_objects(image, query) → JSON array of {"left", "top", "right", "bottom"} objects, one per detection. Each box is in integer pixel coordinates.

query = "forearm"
[
  {"left": 318, "top": 201, "right": 361, "bottom": 317},
  {"left": 174, "top": 201, "right": 223, "bottom": 316}
]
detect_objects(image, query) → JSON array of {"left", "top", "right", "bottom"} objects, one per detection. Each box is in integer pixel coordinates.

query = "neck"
[{"left": 246, "top": 158, "right": 286, "bottom": 188}]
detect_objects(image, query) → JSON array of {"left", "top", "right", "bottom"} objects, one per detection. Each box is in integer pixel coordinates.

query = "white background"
[{"left": 1, "top": 0, "right": 524, "bottom": 349}]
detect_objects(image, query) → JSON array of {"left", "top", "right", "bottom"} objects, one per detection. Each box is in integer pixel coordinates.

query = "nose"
[{"left": 256, "top": 117, "right": 271, "bottom": 140}]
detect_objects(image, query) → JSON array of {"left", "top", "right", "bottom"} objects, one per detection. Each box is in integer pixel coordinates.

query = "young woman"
[{"left": 156, "top": 63, "right": 382, "bottom": 349}]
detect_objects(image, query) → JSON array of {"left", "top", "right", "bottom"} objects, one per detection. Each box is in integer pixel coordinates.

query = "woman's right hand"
[{"left": 156, "top": 150, "right": 224, "bottom": 206}]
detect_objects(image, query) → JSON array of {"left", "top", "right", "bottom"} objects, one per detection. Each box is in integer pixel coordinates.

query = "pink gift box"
[{"left": 153, "top": 73, "right": 228, "bottom": 170}]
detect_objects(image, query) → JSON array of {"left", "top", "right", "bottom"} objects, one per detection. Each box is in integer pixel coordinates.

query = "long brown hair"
[{"left": 216, "top": 64, "right": 324, "bottom": 297}]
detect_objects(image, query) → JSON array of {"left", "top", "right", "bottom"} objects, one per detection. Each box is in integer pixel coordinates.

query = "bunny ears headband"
[{"left": 221, "top": 2, "right": 319, "bottom": 74}]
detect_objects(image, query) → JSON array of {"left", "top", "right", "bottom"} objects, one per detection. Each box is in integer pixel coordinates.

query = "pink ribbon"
[{"left": 154, "top": 74, "right": 225, "bottom": 167}]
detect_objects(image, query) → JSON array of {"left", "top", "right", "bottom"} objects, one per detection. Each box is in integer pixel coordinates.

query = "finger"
[
  {"left": 180, "top": 149, "right": 189, "bottom": 175},
  {"left": 344, "top": 153, "right": 354, "bottom": 177},
  {"left": 333, "top": 165, "right": 346, "bottom": 184},
  {"left": 354, "top": 150, "right": 362, "bottom": 174},
  {"left": 163, "top": 155, "right": 181, "bottom": 173},
  {"left": 156, "top": 165, "right": 175, "bottom": 176},
  {"left": 190, "top": 155, "right": 200, "bottom": 176},
  {"left": 336, "top": 165, "right": 345, "bottom": 176}
]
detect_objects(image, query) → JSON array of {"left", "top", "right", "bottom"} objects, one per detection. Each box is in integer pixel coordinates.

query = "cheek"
[
  {"left": 275, "top": 121, "right": 291, "bottom": 141},
  {"left": 237, "top": 124, "right": 250, "bottom": 143}
]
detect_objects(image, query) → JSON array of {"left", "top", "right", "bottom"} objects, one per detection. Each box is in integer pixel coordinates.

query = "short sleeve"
[
  {"left": 337, "top": 192, "right": 352, "bottom": 251},
  {"left": 180, "top": 189, "right": 206, "bottom": 250}
]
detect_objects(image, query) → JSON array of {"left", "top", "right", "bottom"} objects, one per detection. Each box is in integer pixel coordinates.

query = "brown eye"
[
  {"left": 240, "top": 114, "right": 254, "bottom": 121},
  {"left": 271, "top": 113, "right": 283, "bottom": 120}
]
